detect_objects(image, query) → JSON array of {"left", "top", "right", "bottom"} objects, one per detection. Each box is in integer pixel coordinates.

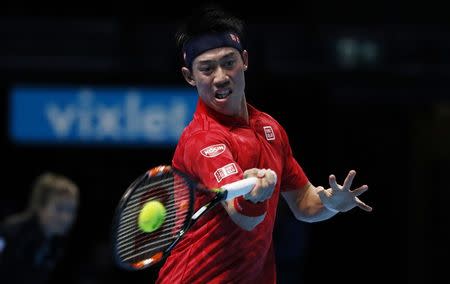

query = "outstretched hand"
[{"left": 316, "top": 170, "right": 372, "bottom": 213}]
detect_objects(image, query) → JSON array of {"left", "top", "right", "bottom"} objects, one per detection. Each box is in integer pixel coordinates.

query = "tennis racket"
[{"left": 111, "top": 165, "right": 257, "bottom": 271}]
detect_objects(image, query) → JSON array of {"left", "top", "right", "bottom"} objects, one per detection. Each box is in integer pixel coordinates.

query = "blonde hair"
[{"left": 28, "top": 172, "right": 79, "bottom": 213}]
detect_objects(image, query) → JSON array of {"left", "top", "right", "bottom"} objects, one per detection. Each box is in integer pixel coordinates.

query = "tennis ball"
[{"left": 138, "top": 200, "right": 166, "bottom": 233}]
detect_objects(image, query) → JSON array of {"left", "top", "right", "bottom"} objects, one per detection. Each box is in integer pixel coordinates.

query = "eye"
[
  {"left": 199, "top": 66, "right": 211, "bottom": 72},
  {"left": 198, "top": 64, "right": 214, "bottom": 74},
  {"left": 223, "top": 59, "right": 236, "bottom": 68}
]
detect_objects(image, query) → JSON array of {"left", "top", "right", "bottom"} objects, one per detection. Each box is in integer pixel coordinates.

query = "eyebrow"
[{"left": 197, "top": 51, "right": 237, "bottom": 65}]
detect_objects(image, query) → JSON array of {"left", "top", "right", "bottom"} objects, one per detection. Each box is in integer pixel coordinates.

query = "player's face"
[
  {"left": 38, "top": 194, "right": 78, "bottom": 237},
  {"left": 183, "top": 47, "right": 248, "bottom": 117}
]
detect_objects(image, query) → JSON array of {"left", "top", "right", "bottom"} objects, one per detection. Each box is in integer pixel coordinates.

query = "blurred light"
[
  {"left": 336, "top": 38, "right": 359, "bottom": 69},
  {"left": 360, "top": 40, "right": 379, "bottom": 65},
  {"left": 335, "top": 37, "right": 380, "bottom": 69}
]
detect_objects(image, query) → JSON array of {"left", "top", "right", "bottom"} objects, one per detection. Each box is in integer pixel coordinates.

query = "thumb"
[
  {"left": 244, "top": 168, "right": 259, "bottom": 178},
  {"left": 315, "top": 186, "right": 327, "bottom": 199}
]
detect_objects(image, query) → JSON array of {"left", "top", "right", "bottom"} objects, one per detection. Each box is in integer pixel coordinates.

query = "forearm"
[
  {"left": 299, "top": 185, "right": 338, "bottom": 222},
  {"left": 222, "top": 198, "right": 266, "bottom": 231},
  {"left": 282, "top": 184, "right": 338, "bottom": 223}
]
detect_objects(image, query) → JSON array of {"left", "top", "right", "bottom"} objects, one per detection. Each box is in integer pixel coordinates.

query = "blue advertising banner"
[{"left": 10, "top": 86, "right": 198, "bottom": 146}]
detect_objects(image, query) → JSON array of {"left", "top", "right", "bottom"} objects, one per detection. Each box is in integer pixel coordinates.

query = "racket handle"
[{"left": 221, "top": 177, "right": 258, "bottom": 201}]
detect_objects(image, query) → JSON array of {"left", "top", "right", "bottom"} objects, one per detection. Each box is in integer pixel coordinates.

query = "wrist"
[
  {"left": 233, "top": 196, "right": 267, "bottom": 217},
  {"left": 323, "top": 204, "right": 339, "bottom": 213}
]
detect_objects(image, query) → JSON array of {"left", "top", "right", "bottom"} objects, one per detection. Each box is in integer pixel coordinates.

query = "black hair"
[{"left": 175, "top": 4, "right": 245, "bottom": 62}]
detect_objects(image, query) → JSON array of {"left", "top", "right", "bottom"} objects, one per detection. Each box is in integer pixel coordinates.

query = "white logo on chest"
[
  {"left": 263, "top": 126, "right": 275, "bottom": 141},
  {"left": 200, "top": 144, "right": 226, "bottom": 158}
]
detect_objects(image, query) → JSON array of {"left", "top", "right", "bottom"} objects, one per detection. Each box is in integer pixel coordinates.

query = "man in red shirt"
[{"left": 157, "top": 5, "right": 372, "bottom": 284}]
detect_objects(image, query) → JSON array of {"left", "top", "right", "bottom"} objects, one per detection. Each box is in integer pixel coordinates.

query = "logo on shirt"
[
  {"left": 214, "top": 163, "right": 238, "bottom": 182},
  {"left": 200, "top": 144, "right": 226, "bottom": 158},
  {"left": 263, "top": 126, "right": 276, "bottom": 141}
]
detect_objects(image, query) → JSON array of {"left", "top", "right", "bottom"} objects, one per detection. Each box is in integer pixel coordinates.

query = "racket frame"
[
  {"left": 112, "top": 166, "right": 195, "bottom": 270},
  {"left": 112, "top": 165, "right": 255, "bottom": 271}
]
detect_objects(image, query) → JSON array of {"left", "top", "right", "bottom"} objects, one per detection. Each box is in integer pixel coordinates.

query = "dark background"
[{"left": 1, "top": 1, "right": 448, "bottom": 283}]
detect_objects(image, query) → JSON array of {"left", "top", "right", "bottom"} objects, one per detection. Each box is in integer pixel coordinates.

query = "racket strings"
[
  {"left": 116, "top": 172, "right": 193, "bottom": 264},
  {"left": 119, "top": 218, "right": 188, "bottom": 260},
  {"left": 117, "top": 212, "right": 188, "bottom": 252},
  {"left": 121, "top": 179, "right": 189, "bottom": 221},
  {"left": 117, "top": 196, "right": 190, "bottom": 241},
  {"left": 118, "top": 194, "right": 190, "bottom": 235},
  {"left": 118, "top": 177, "right": 188, "bottom": 233},
  {"left": 126, "top": 176, "right": 180, "bottom": 205},
  {"left": 118, "top": 180, "right": 190, "bottom": 233}
]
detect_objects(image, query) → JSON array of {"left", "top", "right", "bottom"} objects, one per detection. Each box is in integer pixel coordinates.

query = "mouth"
[{"left": 215, "top": 89, "right": 232, "bottom": 99}]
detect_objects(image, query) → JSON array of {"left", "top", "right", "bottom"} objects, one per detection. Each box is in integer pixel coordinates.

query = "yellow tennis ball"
[{"left": 138, "top": 200, "right": 166, "bottom": 233}]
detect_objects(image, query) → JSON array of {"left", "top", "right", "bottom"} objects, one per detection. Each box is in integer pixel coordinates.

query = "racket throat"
[
  {"left": 190, "top": 192, "right": 225, "bottom": 223},
  {"left": 191, "top": 205, "right": 208, "bottom": 220},
  {"left": 167, "top": 199, "right": 219, "bottom": 255}
]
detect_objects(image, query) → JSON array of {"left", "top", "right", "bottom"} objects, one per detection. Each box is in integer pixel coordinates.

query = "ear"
[
  {"left": 181, "top": 67, "right": 196, "bottom": 86},
  {"left": 242, "top": 50, "right": 249, "bottom": 71}
]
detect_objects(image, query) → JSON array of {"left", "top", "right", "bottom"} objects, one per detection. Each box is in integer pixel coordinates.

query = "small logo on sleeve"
[
  {"left": 200, "top": 144, "right": 226, "bottom": 158},
  {"left": 263, "top": 126, "right": 275, "bottom": 141},
  {"left": 214, "top": 163, "right": 238, "bottom": 182}
]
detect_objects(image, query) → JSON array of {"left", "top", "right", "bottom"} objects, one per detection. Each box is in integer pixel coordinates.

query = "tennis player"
[{"left": 156, "top": 5, "right": 372, "bottom": 283}]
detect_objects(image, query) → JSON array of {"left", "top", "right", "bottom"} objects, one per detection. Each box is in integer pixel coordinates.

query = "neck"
[
  {"left": 198, "top": 97, "right": 250, "bottom": 126},
  {"left": 235, "top": 95, "right": 249, "bottom": 123}
]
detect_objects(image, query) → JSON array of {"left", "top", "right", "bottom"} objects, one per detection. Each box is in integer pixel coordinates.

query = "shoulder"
[
  {"left": 173, "top": 119, "right": 233, "bottom": 167},
  {"left": 253, "top": 109, "right": 290, "bottom": 142},
  {"left": 0, "top": 213, "right": 33, "bottom": 248},
  {"left": 180, "top": 128, "right": 232, "bottom": 152},
  {"left": 179, "top": 114, "right": 230, "bottom": 143},
  {"left": 1, "top": 213, "right": 32, "bottom": 233},
  {"left": 250, "top": 105, "right": 284, "bottom": 129}
]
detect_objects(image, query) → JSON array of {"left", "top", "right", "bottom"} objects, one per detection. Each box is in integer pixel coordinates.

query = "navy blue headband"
[{"left": 182, "top": 32, "right": 243, "bottom": 69}]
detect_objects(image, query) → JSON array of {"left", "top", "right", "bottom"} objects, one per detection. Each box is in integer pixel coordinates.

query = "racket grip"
[{"left": 221, "top": 177, "right": 258, "bottom": 201}]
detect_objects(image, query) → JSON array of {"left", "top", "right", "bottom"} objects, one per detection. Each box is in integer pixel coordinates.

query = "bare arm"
[
  {"left": 281, "top": 183, "right": 338, "bottom": 223},
  {"left": 282, "top": 170, "right": 372, "bottom": 223}
]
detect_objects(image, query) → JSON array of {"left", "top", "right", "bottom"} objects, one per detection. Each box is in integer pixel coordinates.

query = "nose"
[{"left": 213, "top": 66, "right": 229, "bottom": 87}]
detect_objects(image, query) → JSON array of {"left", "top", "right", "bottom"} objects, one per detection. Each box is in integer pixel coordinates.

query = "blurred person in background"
[{"left": 0, "top": 172, "right": 79, "bottom": 284}]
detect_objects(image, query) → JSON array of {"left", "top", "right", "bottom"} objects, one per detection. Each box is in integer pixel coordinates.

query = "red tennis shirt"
[{"left": 156, "top": 99, "right": 309, "bottom": 283}]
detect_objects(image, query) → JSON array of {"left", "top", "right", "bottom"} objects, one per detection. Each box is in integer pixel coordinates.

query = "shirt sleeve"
[
  {"left": 279, "top": 126, "right": 309, "bottom": 191},
  {"left": 174, "top": 130, "right": 244, "bottom": 190}
]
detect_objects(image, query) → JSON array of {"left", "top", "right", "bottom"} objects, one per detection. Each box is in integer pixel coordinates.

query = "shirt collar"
[{"left": 195, "top": 99, "right": 258, "bottom": 128}]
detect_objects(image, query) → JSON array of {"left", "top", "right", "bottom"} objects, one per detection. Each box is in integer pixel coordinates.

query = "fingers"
[
  {"left": 316, "top": 186, "right": 327, "bottom": 199},
  {"left": 329, "top": 174, "right": 339, "bottom": 190},
  {"left": 342, "top": 170, "right": 356, "bottom": 190},
  {"left": 243, "top": 168, "right": 259, "bottom": 178},
  {"left": 330, "top": 170, "right": 359, "bottom": 191},
  {"left": 355, "top": 197, "right": 372, "bottom": 212},
  {"left": 246, "top": 183, "right": 271, "bottom": 203},
  {"left": 264, "top": 169, "right": 277, "bottom": 185},
  {"left": 244, "top": 168, "right": 277, "bottom": 203},
  {"left": 351, "top": 184, "right": 368, "bottom": 196}
]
